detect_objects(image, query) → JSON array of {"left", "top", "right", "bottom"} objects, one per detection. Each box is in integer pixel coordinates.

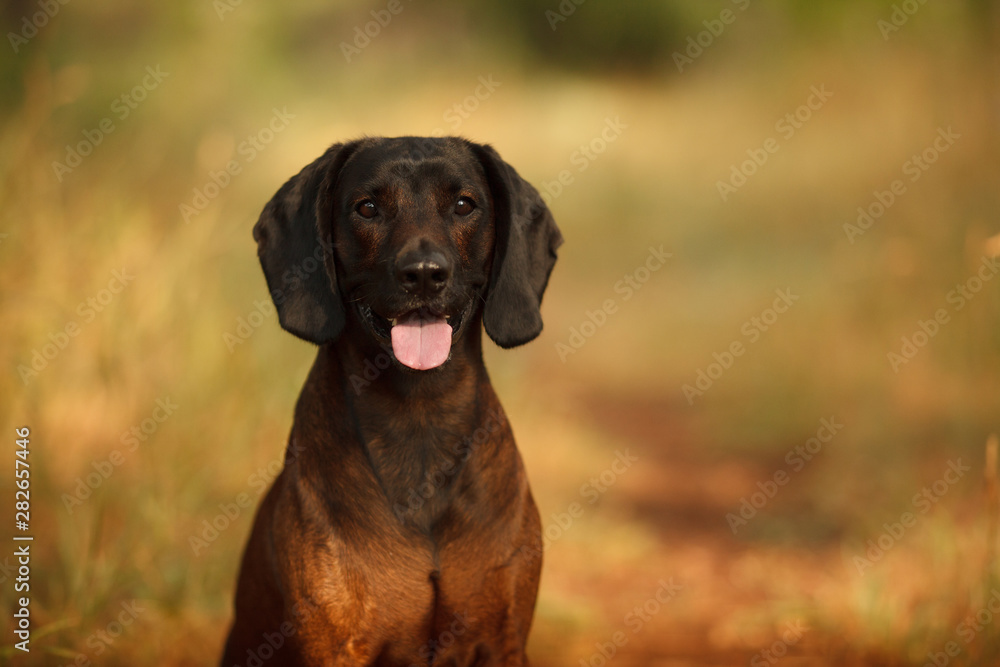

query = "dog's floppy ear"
[
  {"left": 471, "top": 143, "right": 564, "bottom": 348},
  {"left": 253, "top": 142, "right": 358, "bottom": 345}
]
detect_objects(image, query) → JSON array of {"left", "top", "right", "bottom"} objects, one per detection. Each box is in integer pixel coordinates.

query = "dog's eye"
[
  {"left": 356, "top": 200, "right": 378, "bottom": 219},
  {"left": 454, "top": 197, "right": 475, "bottom": 216}
]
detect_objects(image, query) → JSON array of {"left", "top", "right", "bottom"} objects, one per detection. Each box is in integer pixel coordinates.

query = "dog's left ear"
[{"left": 471, "top": 143, "right": 564, "bottom": 348}]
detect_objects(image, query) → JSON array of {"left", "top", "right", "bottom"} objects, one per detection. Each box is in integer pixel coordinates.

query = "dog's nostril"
[{"left": 430, "top": 269, "right": 448, "bottom": 285}]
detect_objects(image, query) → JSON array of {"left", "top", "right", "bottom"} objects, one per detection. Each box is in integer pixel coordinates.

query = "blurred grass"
[{"left": 1, "top": 0, "right": 999, "bottom": 665}]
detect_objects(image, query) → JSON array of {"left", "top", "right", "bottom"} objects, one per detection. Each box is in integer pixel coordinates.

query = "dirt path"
[{"left": 525, "top": 390, "right": 901, "bottom": 667}]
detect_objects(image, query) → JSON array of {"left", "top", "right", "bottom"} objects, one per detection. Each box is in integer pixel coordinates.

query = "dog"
[{"left": 221, "top": 136, "right": 562, "bottom": 666}]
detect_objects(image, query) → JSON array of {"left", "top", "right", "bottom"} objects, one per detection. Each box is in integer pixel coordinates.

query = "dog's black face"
[
  {"left": 330, "top": 139, "right": 496, "bottom": 370},
  {"left": 253, "top": 136, "right": 562, "bottom": 369}
]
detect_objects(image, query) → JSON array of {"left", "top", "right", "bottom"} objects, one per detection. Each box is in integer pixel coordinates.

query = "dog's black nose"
[{"left": 395, "top": 251, "right": 452, "bottom": 297}]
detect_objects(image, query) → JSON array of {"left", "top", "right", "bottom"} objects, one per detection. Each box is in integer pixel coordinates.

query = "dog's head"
[{"left": 253, "top": 136, "right": 562, "bottom": 370}]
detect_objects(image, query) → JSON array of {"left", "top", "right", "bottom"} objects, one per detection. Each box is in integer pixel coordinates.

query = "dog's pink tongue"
[{"left": 390, "top": 311, "right": 452, "bottom": 370}]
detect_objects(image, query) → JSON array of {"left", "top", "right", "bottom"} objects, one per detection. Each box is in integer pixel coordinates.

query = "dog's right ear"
[{"left": 252, "top": 142, "right": 358, "bottom": 345}]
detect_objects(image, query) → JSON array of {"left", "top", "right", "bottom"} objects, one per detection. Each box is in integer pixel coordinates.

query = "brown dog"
[{"left": 221, "top": 137, "right": 562, "bottom": 666}]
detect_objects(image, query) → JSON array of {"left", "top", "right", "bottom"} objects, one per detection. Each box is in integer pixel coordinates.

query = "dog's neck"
[{"left": 293, "top": 314, "right": 510, "bottom": 528}]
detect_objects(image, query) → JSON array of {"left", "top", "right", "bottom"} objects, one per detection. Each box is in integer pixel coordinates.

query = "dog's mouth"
[{"left": 357, "top": 302, "right": 471, "bottom": 371}]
